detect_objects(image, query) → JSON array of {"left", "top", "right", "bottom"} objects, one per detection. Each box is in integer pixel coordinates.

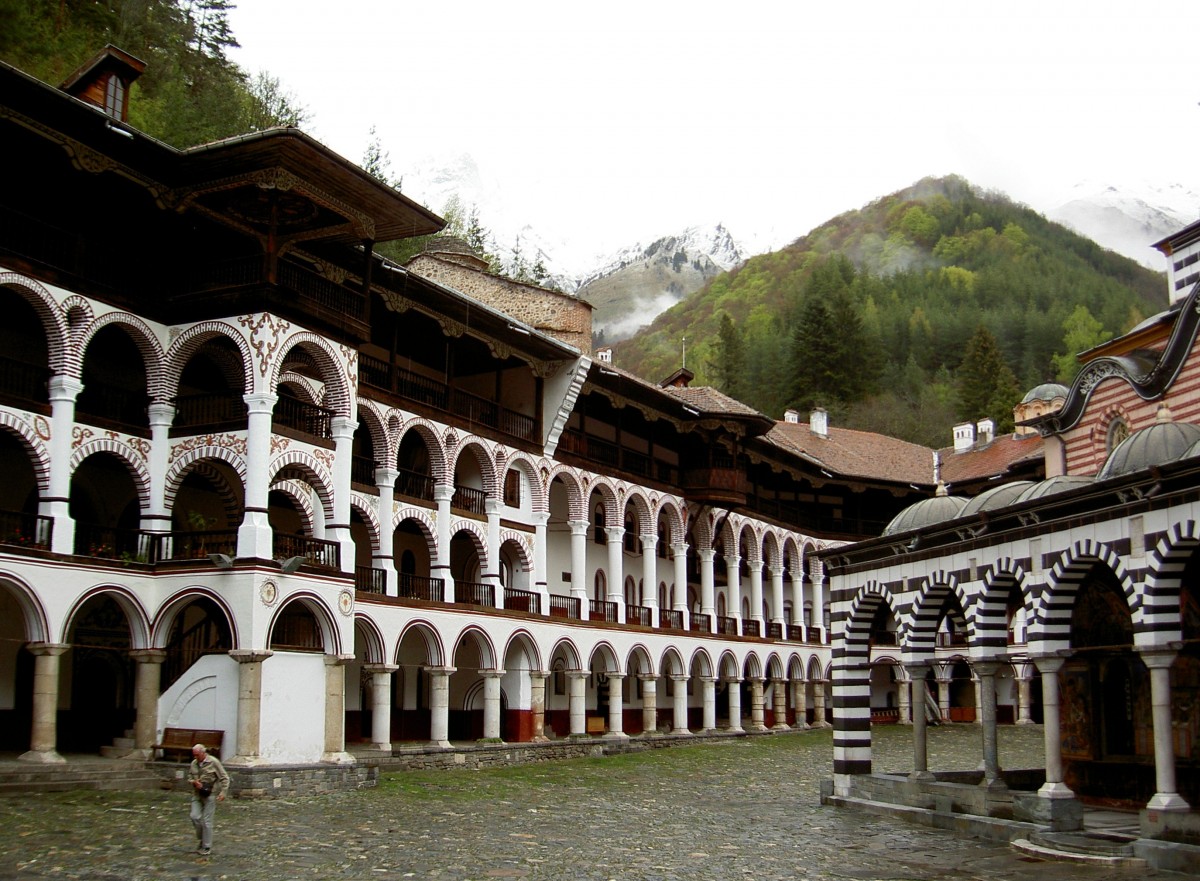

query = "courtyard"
[{"left": 0, "top": 725, "right": 1171, "bottom": 880}]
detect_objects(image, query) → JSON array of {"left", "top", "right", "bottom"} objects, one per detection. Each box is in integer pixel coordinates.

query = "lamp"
[{"left": 279, "top": 555, "right": 306, "bottom": 573}]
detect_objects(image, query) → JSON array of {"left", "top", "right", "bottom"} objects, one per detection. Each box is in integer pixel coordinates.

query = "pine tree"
[
  {"left": 957, "top": 325, "right": 1021, "bottom": 430},
  {"left": 710, "top": 313, "right": 746, "bottom": 400}
]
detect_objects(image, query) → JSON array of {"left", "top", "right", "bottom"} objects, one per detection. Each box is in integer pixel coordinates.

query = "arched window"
[
  {"left": 594, "top": 570, "right": 606, "bottom": 603},
  {"left": 1107, "top": 417, "right": 1129, "bottom": 453}
]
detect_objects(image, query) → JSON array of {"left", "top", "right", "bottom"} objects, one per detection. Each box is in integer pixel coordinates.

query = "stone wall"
[{"left": 158, "top": 762, "right": 379, "bottom": 798}]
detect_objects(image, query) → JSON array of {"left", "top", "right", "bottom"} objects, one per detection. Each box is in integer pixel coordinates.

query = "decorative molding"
[
  {"left": 168, "top": 433, "right": 249, "bottom": 465},
  {"left": 238, "top": 313, "right": 291, "bottom": 377}
]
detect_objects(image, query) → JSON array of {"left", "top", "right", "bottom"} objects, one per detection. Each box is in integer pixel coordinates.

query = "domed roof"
[
  {"left": 1015, "top": 475, "right": 1094, "bottom": 503},
  {"left": 1021, "top": 383, "right": 1069, "bottom": 404},
  {"left": 882, "top": 484, "right": 968, "bottom": 536},
  {"left": 959, "top": 481, "right": 1036, "bottom": 517},
  {"left": 1097, "top": 406, "right": 1200, "bottom": 480}
]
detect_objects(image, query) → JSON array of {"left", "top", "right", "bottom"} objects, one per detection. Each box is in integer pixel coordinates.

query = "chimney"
[
  {"left": 784, "top": 409, "right": 800, "bottom": 424},
  {"left": 953, "top": 422, "right": 975, "bottom": 452},
  {"left": 810, "top": 407, "right": 828, "bottom": 438},
  {"left": 975, "top": 418, "right": 994, "bottom": 445}
]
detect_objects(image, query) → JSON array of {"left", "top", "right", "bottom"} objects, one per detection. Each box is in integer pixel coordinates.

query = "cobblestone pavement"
[{"left": 0, "top": 724, "right": 1176, "bottom": 880}]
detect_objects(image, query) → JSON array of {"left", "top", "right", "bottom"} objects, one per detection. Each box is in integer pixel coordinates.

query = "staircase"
[
  {"left": 99, "top": 728, "right": 136, "bottom": 759},
  {"left": 0, "top": 759, "right": 165, "bottom": 795},
  {"left": 1012, "top": 830, "right": 1145, "bottom": 867}
]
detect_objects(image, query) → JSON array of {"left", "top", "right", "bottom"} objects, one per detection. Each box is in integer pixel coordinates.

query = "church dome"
[
  {"left": 882, "top": 484, "right": 967, "bottom": 536},
  {"left": 1015, "top": 475, "right": 1094, "bottom": 503},
  {"left": 1098, "top": 406, "right": 1200, "bottom": 480},
  {"left": 959, "top": 481, "right": 1036, "bottom": 517},
  {"left": 1021, "top": 383, "right": 1068, "bottom": 404}
]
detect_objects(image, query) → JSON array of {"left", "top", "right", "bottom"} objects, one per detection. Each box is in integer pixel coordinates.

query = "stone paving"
[{"left": 0, "top": 724, "right": 1179, "bottom": 880}]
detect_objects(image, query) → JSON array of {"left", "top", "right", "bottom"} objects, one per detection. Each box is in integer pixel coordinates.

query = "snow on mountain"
[{"left": 1044, "top": 181, "right": 1200, "bottom": 271}]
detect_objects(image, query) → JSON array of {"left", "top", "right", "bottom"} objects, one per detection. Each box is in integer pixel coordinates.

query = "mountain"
[
  {"left": 581, "top": 225, "right": 745, "bottom": 342},
  {"left": 1046, "top": 181, "right": 1200, "bottom": 271}
]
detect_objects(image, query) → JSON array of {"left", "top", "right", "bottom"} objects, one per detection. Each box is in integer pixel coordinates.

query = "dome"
[
  {"left": 1021, "top": 383, "right": 1069, "bottom": 404},
  {"left": 1097, "top": 407, "right": 1200, "bottom": 480},
  {"left": 883, "top": 484, "right": 968, "bottom": 536},
  {"left": 959, "top": 481, "right": 1036, "bottom": 518},
  {"left": 1015, "top": 475, "right": 1094, "bottom": 503}
]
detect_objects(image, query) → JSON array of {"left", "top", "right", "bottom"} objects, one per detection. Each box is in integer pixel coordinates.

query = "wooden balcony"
[
  {"left": 716, "top": 615, "right": 739, "bottom": 636},
  {"left": 680, "top": 466, "right": 749, "bottom": 507},
  {"left": 660, "top": 609, "right": 684, "bottom": 631},
  {"left": 398, "top": 573, "right": 444, "bottom": 602},
  {"left": 548, "top": 594, "right": 581, "bottom": 619},
  {"left": 355, "top": 566, "right": 386, "bottom": 593},
  {"left": 626, "top": 604, "right": 652, "bottom": 627},
  {"left": 589, "top": 599, "right": 618, "bottom": 623},
  {"left": 503, "top": 587, "right": 540, "bottom": 614},
  {"left": 456, "top": 581, "right": 494, "bottom": 607}
]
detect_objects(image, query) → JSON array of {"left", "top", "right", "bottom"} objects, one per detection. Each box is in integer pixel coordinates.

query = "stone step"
[
  {"left": 99, "top": 745, "right": 134, "bottom": 758},
  {"left": 1012, "top": 836, "right": 1146, "bottom": 868},
  {"left": 1028, "top": 829, "right": 1138, "bottom": 856},
  {"left": 0, "top": 772, "right": 164, "bottom": 795}
]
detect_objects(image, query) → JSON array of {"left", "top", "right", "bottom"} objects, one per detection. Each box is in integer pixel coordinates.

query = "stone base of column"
[
  {"left": 792, "top": 721, "right": 810, "bottom": 730},
  {"left": 603, "top": 731, "right": 629, "bottom": 742},
  {"left": 908, "top": 770, "right": 935, "bottom": 781},
  {"left": 726, "top": 725, "right": 745, "bottom": 734},
  {"left": 530, "top": 735, "right": 550, "bottom": 743},
  {"left": 979, "top": 775, "right": 1008, "bottom": 792},
  {"left": 1015, "top": 718, "right": 1036, "bottom": 725},
  {"left": 1146, "top": 792, "right": 1191, "bottom": 812},
  {"left": 746, "top": 723, "right": 768, "bottom": 733},
  {"left": 670, "top": 728, "right": 690, "bottom": 736},
  {"left": 369, "top": 742, "right": 393, "bottom": 753},
  {"left": 121, "top": 748, "right": 155, "bottom": 761},
  {"left": 1014, "top": 789, "right": 1083, "bottom": 831},
  {"left": 225, "top": 755, "right": 269, "bottom": 767},
  {"left": 428, "top": 740, "right": 452, "bottom": 750},
  {"left": 18, "top": 749, "right": 65, "bottom": 764},
  {"left": 771, "top": 722, "right": 790, "bottom": 731}
]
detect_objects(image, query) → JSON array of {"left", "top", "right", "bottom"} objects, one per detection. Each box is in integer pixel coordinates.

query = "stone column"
[
  {"left": 640, "top": 675, "right": 658, "bottom": 734},
  {"left": 1034, "top": 656, "right": 1073, "bottom": 799},
  {"left": 769, "top": 565, "right": 786, "bottom": 627},
  {"left": 724, "top": 553, "right": 742, "bottom": 630},
  {"left": 606, "top": 674, "right": 627, "bottom": 739},
  {"left": 698, "top": 548, "right": 716, "bottom": 633},
  {"left": 1142, "top": 649, "right": 1190, "bottom": 812},
  {"left": 672, "top": 542, "right": 690, "bottom": 629},
  {"left": 772, "top": 678, "right": 789, "bottom": 730},
  {"left": 1016, "top": 669, "right": 1034, "bottom": 725},
  {"left": 567, "top": 671, "right": 587, "bottom": 737},
  {"left": 793, "top": 678, "right": 809, "bottom": 729},
  {"left": 812, "top": 679, "right": 829, "bottom": 728},
  {"left": 727, "top": 678, "right": 744, "bottom": 732},
  {"left": 568, "top": 520, "right": 588, "bottom": 612},
  {"left": 141, "top": 403, "right": 175, "bottom": 547},
  {"left": 748, "top": 678, "right": 767, "bottom": 731},
  {"left": 130, "top": 649, "right": 167, "bottom": 759},
  {"left": 531, "top": 512, "right": 550, "bottom": 614},
  {"left": 809, "top": 561, "right": 825, "bottom": 641},
  {"left": 974, "top": 662, "right": 1003, "bottom": 787},
  {"left": 605, "top": 526, "right": 626, "bottom": 623},
  {"left": 748, "top": 559, "right": 764, "bottom": 632},
  {"left": 906, "top": 664, "right": 933, "bottom": 780},
  {"left": 364, "top": 663, "right": 398, "bottom": 751},
  {"left": 701, "top": 676, "right": 717, "bottom": 732},
  {"left": 427, "top": 666, "right": 454, "bottom": 748},
  {"left": 529, "top": 672, "right": 549, "bottom": 742},
  {"left": 789, "top": 571, "right": 804, "bottom": 630},
  {"left": 323, "top": 654, "right": 356, "bottom": 763},
  {"left": 236, "top": 392, "right": 277, "bottom": 561},
  {"left": 329, "top": 416, "right": 357, "bottom": 573},
  {"left": 671, "top": 674, "right": 689, "bottom": 734},
  {"left": 433, "top": 484, "right": 455, "bottom": 602},
  {"left": 481, "top": 670, "right": 503, "bottom": 741},
  {"left": 374, "top": 467, "right": 399, "bottom": 596},
  {"left": 44, "top": 377, "right": 83, "bottom": 554},
  {"left": 484, "top": 499, "right": 503, "bottom": 609},
  {"left": 936, "top": 672, "right": 952, "bottom": 722},
  {"left": 896, "top": 671, "right": 912, "bottom": 725},
  {"left": 226, "top": 649, "right": 273, "bottom": 766},
  {"left": 641, "top": 532, "right": 658, "bottom": 626},
  {"left": 19, "top": 643, "right": 68, "bottom": 764}
]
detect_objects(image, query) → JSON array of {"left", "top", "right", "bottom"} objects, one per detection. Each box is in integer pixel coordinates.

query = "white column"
[
  {"left": 1142, "top": 649, "right": 1190, "bottom": 812},
  {"left": 329, "top": 416, "right": 356, "bottom": 572},
  {"left": 671, "top": 674, "right": 689, "bottom": 734},
  {"left": 809, "top": 560, "right": 825, "bottom": 640},
  {"left": 18, "top": 644, "right": 68, "bottom": 763},
  {"left": 237, "top": 392, "right": 278, "bottom": 561},
  {"left": 727, "top": 678, "right": 744, "bottom": 732},
  {"left": 724, "top": 553, "right": 742, "bottom": 630},
  {"left": 433, "top": 484, "right": 455, "bottom": 602},
  {"left": 974, "top": 660, "right": 1003, "bottom": 787},
  {"left": 640, "top": 675, "right": 658, "bottom": 735},
  {"left": 323, "top": 654, "right": 355, "bottom": 763},
  {"left": 701, "top": 676, "right": 717, "bottom": 732},
  {"left": 789, "top": 571, "right": 804, "bottom": 631},
  {"left": 641, "top": 531, "right": 658, "bottom": 627},
  {"left": 606, "top": 674, "right": 627, "bottom": 739},
  {"left": 143, "top": 403, "right": 175, "bottom": 539},
  {"left": 768, "top": 565, "right": 785, "bottom": 628},
  {"left": 1016, "top": 669, "right": 1034, "bottom": 725},
  {"left": 812, "top": 679, "right": 830, "bottom": 728},
  {"left": 481, "top": 670, "right": 503, "bottom": 741},
  {"left": 1034, "top": 656, "right": 1073, "bottom": 798},
  {"left": 364, "top": 663, "right": 397, "bottom": 751},
  {"left": 44, "top": 377, "right": 83, "bottom": 555},
  {"left": 567, "top": 671, "right": 587, "bottom": 737},
  {"left": 748, "top": 558, "right": 764, "bottom": 632},
  {"left": 568, "top": 520, "right": 588, "bottom": 613},
  {"left": 226, "top": 649, "right": 273, "bottom": 766},
  {"left": 428, "top": 666, "right": 453, "bottom": 748},
  {"left": 531, "top": 512, "right": 550, "bottom": 615},
  {"left": 130, "top": 649, "right": 167, "bottom": 759},
  {"left": 374, "top": 466, "right": 398, "bottom": 596},
  {"left": 672, "top": 541, "right": 690, "bottom": 629},
  {"left": 897, "top": 671, "right": 912, "bottom": 725},
  {"left": 529, "top": 672, "right": 549, "bottom": 742},
  {"left": 936, "top": 673, "right": 952, "bottom": 722},
  {"left": 484, "top": 498, "right": 503, "bottom": 609},
  {"left": 748, "top": 678, "right": 767, "bottom": 731},
  {"left": 771, "top": 678, "right": 789, "bottom": 730},
  {"left": 605, "top": 526, "right": 625, "bottom": 623},
  {"left": 699, "top": 548, "right": 716, "bottom": 633}
]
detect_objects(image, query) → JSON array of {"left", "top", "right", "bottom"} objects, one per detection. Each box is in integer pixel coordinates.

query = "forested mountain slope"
[{"left": 611, "top": 176, "right": 1165, "bottom": 447}]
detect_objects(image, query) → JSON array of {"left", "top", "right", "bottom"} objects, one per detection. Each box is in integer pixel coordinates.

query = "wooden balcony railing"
[
  {"left": 456, "top": 581, "right": 494, "bottom": 606},
  {"left": 558, "top": 430, "right": 679, "bottom": 484},
  {"left": 548, "top": 594, "right": 581, "bottom": 619},
  {"left": 766, "top": 622, "right": 783, "bottom": 639},
  {"left": 503, "top": 587, "right": 540, "bottom": 614},
  {"left": 0, "top": 355, "right": 50, "bottom": 406},
  {"left": 273, "top": 533, "right": 340, "bottom": 570},
  {"left": 171, "top": 392, "right": 244, "bottom": 431},
  {"left": 0, "top": 510, "right": 52, "bottom": 550},
  {"left": 76, "top": 382, "right": 150, "bottom": 432},
  {"left": 589, "top": 600, "right": 617, "bottom": 623},
  {"left": 626, "top": 604, "right": 652, "bottom": 627},
  {"left": 716, "top": 616, "right": 739, "bottom": 636},
  {"left": 74, "top": 522, "right": 146, "bottom": 561},
  {"left": 690, "top": 613, "right": 711, "bottom": 633},
  {"left": 659, "top": 609, "right": 684, "bottom": 631},
  {"left": 787, "top": 624, "right": 805, "bottom": 641},
  {"left": 149, "top": 529, "right": 239, "bottom": 562},
  {"left": 936, "top": 631, "right": 968, "bottom": 647},
  {"left": 355, "top": 566, "right": 386, "bottom": 593},
  {"left": 396, "top": 468, "right": 435, "bottom": 501},
  {"left": 273, "top": 396, "right": 334, "bottom": 439},
  {"left": 743, "top": 619, "right": 762, "bottom": 638},
  {"left": 398, "top": 573, "right": 444, "bottom": 601},
  {"left": 351, "top": 455, "right": 378, "bottom": 487},
  {"left": 452, "top": 485, "right": 486, "bottom": 515}
]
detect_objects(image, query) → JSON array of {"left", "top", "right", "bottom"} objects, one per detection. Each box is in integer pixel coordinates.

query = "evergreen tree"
[
  {"left": 790, "top": 297, "right": 838, "bottom": 411},
  {"left": 956, "top": 325, "right": 1022, "bottom": 430},
  {"left": 710, "top": 312, "right": 746, "bottom": 400}
]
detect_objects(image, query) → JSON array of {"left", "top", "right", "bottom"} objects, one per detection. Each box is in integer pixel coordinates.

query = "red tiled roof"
[
  {"left": 764, "top": 421, "right": 934, "bottom": 485},
  {"left": 937, "top": 434, "right": 1044, "bottom": 486},
  {"left": 660, "top": 385, "right": 767, "bottom": 418}
]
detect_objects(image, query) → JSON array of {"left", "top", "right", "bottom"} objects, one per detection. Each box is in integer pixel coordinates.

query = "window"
[
  {"left": 104, "top": 74, "right": 126, "bottom": 118},
  {"left": 594, "top": 570, "right": 606, "bottom": 603},
  {"left": 503, "top": 469, "right": 521, "bottom": 507},
  {"left": 1107, "top": 417, "right": 1129, "bottom": 453}
]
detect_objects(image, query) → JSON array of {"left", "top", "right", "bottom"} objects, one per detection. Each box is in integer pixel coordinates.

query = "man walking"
[{"left": 187, "top": 743, "right": 230, "bottom": 857}]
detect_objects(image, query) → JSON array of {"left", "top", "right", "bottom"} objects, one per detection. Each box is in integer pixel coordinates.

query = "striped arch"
[
  {"left": 1142, "top": 520, "right": 1200, "bottom": 642},
  {"left": 164, "top": 448, "right": 248, "bottom": 516},
  {"left": 350, "top": 494, "right": 382, "bottom": 554},
  {"left": 622, "top": 488, "right": 654, "bottom": 534},
  {"left": 717, "top": 649, "right": 741, "bottom": 680},
  {"left": 270, "top": 479, "right": 318, "bottom": 531},
  {"left": 905, "top": 570, "right": 966, "bottom": 662},
  {"left": 162, "top": 321, "right": 255, "bottom": 398},
  {"left": 449, "top": 438, "right": 499, "bottom": 498},
  {"left": 453, "top": 625, "right": 498, "bottom": 669},
  {"left": 765, "top": 651, "right": 786, "bottom": 679},
  {"left": 653, "top": 498, "right": 687, "bottom": 547},
  {"left": 1031, "top": 538, "right": 1132, "bottom": 652},
  {"left": 393, "top": 507, "right": 438, "bottom": 557},
  {"left": 151, "top": 587, "right": 240, "bottom": 651},
  {"left": 586, "top": 478, "right": 621, "bottom": 525},
  {"left": 781, "top": 535, "right": 805, "bottom": 575},
  {"left": 278, "top": 370, "right": 323, "bottom": 403},
  {"left": 70, "top": 439, "right": 152, "bottom": 510},
  {"left": 354, "top": 399, "right": 391, "bottom": 474},
  {"left": 64, "top": 584, "right": 152, "bottom": 650},
  {"left": 498, "top": 529, "right": 533, "bottom": 573},
  {"left": 976, "top": 559, "right": 1030, "bottom": 654},
  {"left": 737, "top": 521, "right": 764, "bottom": 566},
  {"left": 0, "top": 273, "right": 69, "bottom": 374},
  {"left": 267, "top": 591, "right": 343, "bottom": 655},
  {"left": 395, "top": 619, "right": 446, "bottom": 667},
  {"left": 267, "top": 450, "right": 336, "bottom": 522},
  {"left": 762, "top": 531, "right": 783, "bottom": 571},
  {"left": 503, "top": 450, "right": 547, "bottom": 512},
  {"left": 0, "top": 413, "right": 51, "bottom": 496},
  {"left": 806, "top": 655, "right": 824, "bottom": 681},
  {"left": 545, "top": 466, "right": 586, "bottom": 521},
  {"left": 786, "top": 652, "right": 806, "bottom": 679},
  {"left": 0, "top": 570, "right": 51, "bottom": 643},
  {"left": 76, "top": 311, "right": 168, "bottom": 400},
  {"left": 393, "top": 416, "right": 449, "bottom": 481},
  {"left": 353, "top": 614, "right": 388, "bottom": 665},
  {"left": 741, "top": 651, "right": 764, "bottom": 680},
  {"left": 270, "top": 331, "right": 353, "bottom": 417},
  {"left": 451, "top": 518, "right": 491, "bottom": 571}
]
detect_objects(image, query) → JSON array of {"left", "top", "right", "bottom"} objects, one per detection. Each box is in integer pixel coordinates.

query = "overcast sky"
[{"left": 228, "top": 1, "right": 1200, "bottom": 261}]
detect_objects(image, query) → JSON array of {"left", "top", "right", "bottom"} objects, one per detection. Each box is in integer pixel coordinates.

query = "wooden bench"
[
  {"left": 585, "top": 716, "right": 606, "bottom": 735},
  {"left": 154, "top": 728, "right": 224, "bottom": 762}
]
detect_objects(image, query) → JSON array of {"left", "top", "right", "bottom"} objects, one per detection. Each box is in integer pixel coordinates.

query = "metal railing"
[
  {"left": 0, "top": 355, "right": 50, "bottom": 405},
  {"left": 503, "top": 587, "right": 540, "bottom": 614},
  {"left": 766, "top": 622, "right": 783, "bottom": 639},
  {"left": 456, "top": 581, "right": 494, "bottom": 606},
  {"left": 355, "top": 566, "right": 386, "bottom": 593},
  {"left": 398, "top": 573, "right": 444, "bottom": 601},
  {"left": 171, "top": 392, "right": 244, "bottom": 431},
  {"left": 589, "top": 599, "right": 618, "bottom": 623},
  {"left": 149, "top": 529, "right": 238, "bottom": 562},
  {"left": 548, "top": 594, "right": 580, "bottom": 619},
  {"left": 787, "top": 624, "right": 805, "bottom": 641},
  {"left": 351, "top": 455, "right": 378, "bottom": 486}
]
